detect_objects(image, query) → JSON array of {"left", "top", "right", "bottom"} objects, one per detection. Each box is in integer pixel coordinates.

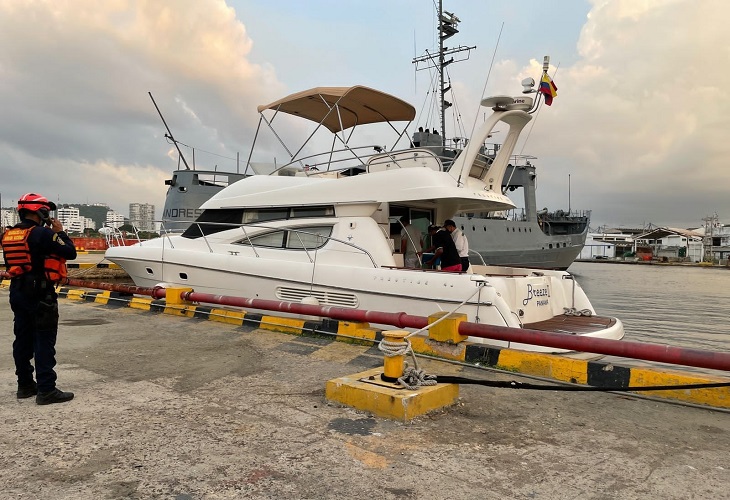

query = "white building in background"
[
  {"left": 58, "top": 207, "right": 82, "bottom": 233},
  {"left": 83, "top": 217, "right": 96, "bottom": 231},
  {"left": 578, "top": 228, "right": 645, "bottom": 260},
  {"left": 57, "top": 207, "right": 96, "bottom": 234},
  {"left": 129, "top": 203, "right": 155, "bottom": 232},
  {"left": 105, "top": 210, "right": 126, "bottom": 229},
  {"left": 1, "top": 208, "right": 20, "bottom": 228},
  {"left": 634, "top": 227, "right": 704, "bottom": 262}
]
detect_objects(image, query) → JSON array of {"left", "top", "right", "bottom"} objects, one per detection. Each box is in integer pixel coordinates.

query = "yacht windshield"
[{"left": 182, "top": 209, "right": 244, "bottom": 238}]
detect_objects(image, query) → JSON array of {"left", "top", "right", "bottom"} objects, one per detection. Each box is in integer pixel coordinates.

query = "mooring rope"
[
  {"left": 398, "top": 364, "right": 438, "bottom": 390},
  {"left": 377, "top": 285, "right": 486, "bottom": 389},
  {"left": 563, "top": 307, "right": 593, "bottom": 316},
  {"left": 434, "top": 376, "right": 730, "bottom": 392},
  {"left": 377, "top": 337, "right": 433, "bottom": 389},
  {"left": 564, "top": 273, "right": 592, "bottom": 316}
]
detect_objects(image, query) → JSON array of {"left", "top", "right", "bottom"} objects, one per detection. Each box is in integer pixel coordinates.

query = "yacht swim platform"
[{"left": 523, "top": 315, "right": 619, "bottom": 336}]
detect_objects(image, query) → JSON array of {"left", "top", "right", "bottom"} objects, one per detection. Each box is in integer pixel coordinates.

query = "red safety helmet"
[{"left": 17, "top": 193, "right": 57, "bottom": 214}]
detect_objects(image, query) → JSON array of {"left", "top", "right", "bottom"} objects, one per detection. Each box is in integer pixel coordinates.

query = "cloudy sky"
[{"left": 1, "top": 0, "right": 728, "bottom": 229}]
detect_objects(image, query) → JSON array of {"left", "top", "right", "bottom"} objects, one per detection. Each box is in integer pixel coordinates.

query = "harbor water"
[{"left": 569, "top": 261, "right": 730, "bottom": 375}]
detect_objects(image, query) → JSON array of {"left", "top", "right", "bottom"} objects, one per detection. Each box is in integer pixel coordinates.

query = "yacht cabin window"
[
  {"left": 290, "top": 206, "right": 335, "bottom": 218},
  {"left": 234, "top": 225, "right": 333, "bottom": 250},
  {"left": 182, "top": 206, "right": 335, "bottom": 239},
  {"left": 243, "top": 208, "right": 288, "bottom": 223}
]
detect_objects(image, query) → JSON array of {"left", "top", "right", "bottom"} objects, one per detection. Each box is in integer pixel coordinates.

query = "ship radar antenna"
[
  {"left": 149, "top": 92, "right": 191, "bottom": 171},
  {"left": 412, "top": 0, "right": 475, "bottom": 149}
]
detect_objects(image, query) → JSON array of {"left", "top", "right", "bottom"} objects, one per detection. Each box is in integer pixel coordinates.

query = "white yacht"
[{"left": 106, "top": 74, "right": 624, "bottom": 354}]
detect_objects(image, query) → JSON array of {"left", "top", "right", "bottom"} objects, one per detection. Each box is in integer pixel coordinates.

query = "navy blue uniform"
[
  {"left": 6, "top": 218, "right": 77, "bottom": 393},
  {"left": 430, "top": 229, "right": 461, "bottom": 269}
]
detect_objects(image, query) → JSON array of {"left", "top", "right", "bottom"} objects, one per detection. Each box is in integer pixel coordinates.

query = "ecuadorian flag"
[{"left": 539, "top": 74, "right": 558, "bottom": 106}]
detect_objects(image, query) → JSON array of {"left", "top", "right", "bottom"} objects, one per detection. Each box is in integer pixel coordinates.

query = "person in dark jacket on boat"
[
  {"left": 423, "top": 224, "right": 462, "bottom": 272},
  {"left": 444, "top": 219, "right": 470, "bottom": 272},
  {"left": 1, "top": 193, "right": 77, "bottom": 405}
]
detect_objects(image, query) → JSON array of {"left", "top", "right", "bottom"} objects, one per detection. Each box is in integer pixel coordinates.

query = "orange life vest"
[
  {"left": 43, "top": 253, "right": 68, "bottom": 283},
  {"left": 1, "top": 227, "right": 68, "bottom": 283},
  {"left": 1, "top": 227, "right": 33, "bottom": 278}
]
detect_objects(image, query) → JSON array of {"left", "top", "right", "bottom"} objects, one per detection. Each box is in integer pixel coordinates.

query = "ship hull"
[{"left": 454, "top": 216, "right": 588, "bottom": 270}]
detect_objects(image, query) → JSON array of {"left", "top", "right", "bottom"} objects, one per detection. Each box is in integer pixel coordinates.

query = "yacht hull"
[{"left": 106, "top": 243, "right": 623, "bottom": 355}]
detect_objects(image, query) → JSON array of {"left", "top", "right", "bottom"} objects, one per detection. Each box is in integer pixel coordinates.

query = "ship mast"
[{"left": 412, "top": 1, "right": 475, "bottom": 148}]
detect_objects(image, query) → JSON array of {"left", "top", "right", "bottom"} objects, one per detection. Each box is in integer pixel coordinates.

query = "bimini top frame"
[
  {"left": 257, "top": 86, "right": 416, "bottom": 133},
  {"left": 247, "top": 86, "right": 417, "bottom": 175}
]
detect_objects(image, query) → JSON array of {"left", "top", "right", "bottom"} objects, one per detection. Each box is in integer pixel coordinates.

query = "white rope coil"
[
  {"left": 378, "top": 338, "right": 412, "bottom": 357},
  {"left": 376, "top": 284, "right": 486, "bottom": 389},
  {"left": 398, "top": 365, "right": 438, "bottom": 390},
  {"left": 377, "top": 339, "right": 437, "bottom": 389}
]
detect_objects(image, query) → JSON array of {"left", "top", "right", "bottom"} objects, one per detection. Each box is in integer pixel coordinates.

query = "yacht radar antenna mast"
[{"left": 412, "top": 0, "right": 475, "bottom": 148}]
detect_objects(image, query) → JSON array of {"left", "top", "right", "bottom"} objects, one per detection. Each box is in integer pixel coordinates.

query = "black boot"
[
  {"left": 16, "top": 382, "right": 38, "bottom": 399},
  {"left": 36, "top": 388, "right": 74, "bottom": 405}
]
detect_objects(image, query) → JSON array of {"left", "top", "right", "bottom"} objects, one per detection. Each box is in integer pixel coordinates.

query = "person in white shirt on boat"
[
  {"left": 444, "top": 219, "right": 470, "bottom": 272},
  {"left": 399, "top": 216, "right": 423, "bottom": 268}
]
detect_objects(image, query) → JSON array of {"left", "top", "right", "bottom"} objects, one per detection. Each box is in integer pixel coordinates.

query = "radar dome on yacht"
[
  {"left": 505, "top": 96, "right": 533, "bottom": 111},
  {"left": 480, "top": 95, "right": 514, "bottom": 109},
  {"left": 521, "top": 77, "right": 536, "bottom": 93}
]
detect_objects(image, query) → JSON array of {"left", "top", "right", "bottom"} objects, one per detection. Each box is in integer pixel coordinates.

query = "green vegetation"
[{"left": 78, "top": 204, "right": 112, "bottom": 229}]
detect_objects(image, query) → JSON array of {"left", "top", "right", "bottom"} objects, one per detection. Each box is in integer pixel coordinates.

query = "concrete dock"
[{"left": 1, "top": 287, "right": 729, "bottom": 499}]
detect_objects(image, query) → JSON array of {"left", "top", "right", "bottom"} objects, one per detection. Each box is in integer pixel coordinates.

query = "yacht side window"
[
  {"left": 235, "top": 225, "right": 333, "bottom": 250},
  {"left": 243, "top": 230, "right": 285, "bottom": 248},
  {"left": 286, "top": 226, "right": 333, "bottom": 249}
]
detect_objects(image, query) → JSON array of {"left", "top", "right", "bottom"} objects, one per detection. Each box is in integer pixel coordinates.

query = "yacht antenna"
[
  {"left": 148, "top": 92, "right": 191, "bottom": 170},
  {"left": 412, "top": 1, "right": 475, "bottom": 148}
]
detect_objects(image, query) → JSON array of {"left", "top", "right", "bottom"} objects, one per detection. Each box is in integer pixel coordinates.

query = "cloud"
[
  {"left": 0, "top": 0, "right": 284, "bottom": 216},
  {"left": 523, "top": 0, "right": 730, "bottom": 228},
  {"left": 0, "top": 0, "right": 727, "bottom": 232}
]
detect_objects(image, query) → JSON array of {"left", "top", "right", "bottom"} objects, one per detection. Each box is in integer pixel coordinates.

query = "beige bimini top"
[{"left": 257, "top": 86, "right": 416, "bottom": 133}]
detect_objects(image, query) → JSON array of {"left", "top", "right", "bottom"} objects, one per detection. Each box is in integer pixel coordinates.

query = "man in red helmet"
[{"left": 1, "top": 193, "right": 77, "bottom": 404}]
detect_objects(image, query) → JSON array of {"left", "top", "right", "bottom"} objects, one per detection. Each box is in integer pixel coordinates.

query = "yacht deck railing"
[
  {"left": 264, "top": 141, "right": 534, "bottom": 179},
  {"left": 122, "top": 220, "right": 381, "bottom": 269}
]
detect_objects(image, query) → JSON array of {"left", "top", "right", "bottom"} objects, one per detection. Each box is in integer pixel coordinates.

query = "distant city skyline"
[{"left": 1, "top": 199, "right": 156, "bottom": 234}]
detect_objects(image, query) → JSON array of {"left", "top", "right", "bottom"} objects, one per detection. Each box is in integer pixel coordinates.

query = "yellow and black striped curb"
[
  {"left": 45, "top": 286, "right": 729, "bottom": 410},
  {"left": 66, "top": 262, "right": 122, "bottom": 269}
]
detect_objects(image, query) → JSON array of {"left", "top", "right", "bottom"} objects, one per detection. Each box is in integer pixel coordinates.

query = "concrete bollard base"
[{"left": 325, "top": 367, "right": 458, "bottom": 421}]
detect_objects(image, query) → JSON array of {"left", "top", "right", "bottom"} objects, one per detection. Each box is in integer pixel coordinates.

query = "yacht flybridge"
[{"left": 106, "top": 70, "right": 624, "bottom": 354}]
